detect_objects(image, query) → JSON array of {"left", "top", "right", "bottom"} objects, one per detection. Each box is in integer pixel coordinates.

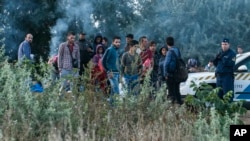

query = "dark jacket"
[
  {"left": 102, "top": 45, "right": 119, "bottom": 73},
  {"left": 76, "top": 39, "right": 93, "bottom": 65},
  {"left": 158, "top": 47, "right": 167, "bottom": 81},
  {"left": 164, "top": 47, "right": 181, "bottom": 77},
  {"left": 151, "top": 51, "right": 160, "bottom": 82},
  {"left": 213, "top": 48, "right": 236, "bottom": 74}
]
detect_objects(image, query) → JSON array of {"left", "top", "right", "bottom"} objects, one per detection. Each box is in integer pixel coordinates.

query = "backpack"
[{"left": 170, "top": 50, "right": 188, "bottom": 83}]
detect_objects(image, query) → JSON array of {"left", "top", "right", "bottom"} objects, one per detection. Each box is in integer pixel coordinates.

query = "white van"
[{"left": 180, "top": 52, "right": 250, "bottom": 102}]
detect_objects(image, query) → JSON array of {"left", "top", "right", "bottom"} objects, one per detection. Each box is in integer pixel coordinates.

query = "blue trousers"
[
  {"left": 123, "top": 74, "right": 139, "bottom": 95},
  {"left": 108, "top": 72, "right": 120, "bottom": 95},
  {"left": 60, "top": 69, "right": 78, "bottom": 92}
]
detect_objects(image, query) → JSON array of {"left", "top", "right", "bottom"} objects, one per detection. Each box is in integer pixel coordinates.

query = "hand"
[
  {"left": 87, "top": 47, "right": 93, "bottom": 52},
  {"left": 107, "top": 72, "right": 113, "bottom": 78},
  {"left": 165, "top": 76, "right": 168, "bottom": 80}
]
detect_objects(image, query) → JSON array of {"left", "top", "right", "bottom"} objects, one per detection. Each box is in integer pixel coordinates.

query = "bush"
[
  {"left": 185, "top": 81, "right": 247, "bottom": 117},
  {"left": 0, "top": 50, "right": 247, "bottom": 140}
]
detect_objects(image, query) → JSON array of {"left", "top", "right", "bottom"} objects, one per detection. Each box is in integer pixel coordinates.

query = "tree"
[
  {"left": 0, "top": 0, "right": 58, "bottom": 62},
  {"left": 1, "top": 0, "right": 250, "bottom": 65}
]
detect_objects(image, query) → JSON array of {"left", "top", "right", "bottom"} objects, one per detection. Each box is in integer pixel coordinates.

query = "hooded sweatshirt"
[
  {"left": 92, "top": 44, "right": 104, "bottom": 66},
  {"left": 93, "top": 33, "right": 103, "bottom": 53}
]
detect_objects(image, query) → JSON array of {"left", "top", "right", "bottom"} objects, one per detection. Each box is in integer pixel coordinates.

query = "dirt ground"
[{"left": 241, "top": 110, "right": 250, "bottom": 124}]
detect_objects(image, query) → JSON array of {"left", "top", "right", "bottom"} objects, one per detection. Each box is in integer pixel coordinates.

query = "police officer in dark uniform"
[{"left": 213, "top": 38, "right": 236, "bottom": 101}]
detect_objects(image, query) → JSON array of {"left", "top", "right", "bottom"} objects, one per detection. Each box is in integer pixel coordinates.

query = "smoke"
[
  {"left": 1, "top": 0, "right": 250, "bottom": 64},
  {"left": 49, "top": 0, "right": 94, "bottom": 55},
  {"left": 128, "top": 0, "right": 250, "bottom": 64}
]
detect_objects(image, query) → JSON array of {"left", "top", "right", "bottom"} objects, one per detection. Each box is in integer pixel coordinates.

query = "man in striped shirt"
[{"left": 58, "top": 31, "right": 80, "bottom": 93}]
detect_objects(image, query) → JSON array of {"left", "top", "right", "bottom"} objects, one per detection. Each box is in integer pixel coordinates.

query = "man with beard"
[
  {"left": 102, "top": 36, "right": 121, "bottom": 98},
  {"left": 58, "top": 31, "right": 80, "bottom": 93},
  {"left": 18, "top": 33, "right": 33, "bottom": 63}
]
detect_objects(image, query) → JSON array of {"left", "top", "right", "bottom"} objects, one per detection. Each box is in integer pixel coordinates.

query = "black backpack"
[{"left": 170, "top": 50, "right": 188, "bottom": 83}]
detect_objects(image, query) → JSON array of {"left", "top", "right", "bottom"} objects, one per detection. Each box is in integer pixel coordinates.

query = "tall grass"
[{"left": 0, "top": 51, "right": 246, "bottom": 140}]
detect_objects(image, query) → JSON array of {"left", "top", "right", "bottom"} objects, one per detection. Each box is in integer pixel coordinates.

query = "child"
[{"left": 91, "top": 44, "right": 107, "bottom": 94}]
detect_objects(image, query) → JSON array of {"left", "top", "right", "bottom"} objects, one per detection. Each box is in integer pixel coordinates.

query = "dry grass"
[{"left": 240, "top": 110, "right": 250, "bottom": 124}]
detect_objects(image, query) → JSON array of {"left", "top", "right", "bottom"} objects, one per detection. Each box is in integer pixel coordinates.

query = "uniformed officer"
[{"left": 213, "top": 38, "right": 236, "bottom": 101}]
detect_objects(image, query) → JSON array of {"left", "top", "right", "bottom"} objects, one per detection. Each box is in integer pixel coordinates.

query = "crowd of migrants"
[{"left": 18, "top": 32, "right": 241, "bottom": 105}]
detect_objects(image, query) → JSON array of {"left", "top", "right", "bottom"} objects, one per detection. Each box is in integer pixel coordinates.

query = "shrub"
[{"left": 0, "top": 50, "right": 247, "bottom": 140}]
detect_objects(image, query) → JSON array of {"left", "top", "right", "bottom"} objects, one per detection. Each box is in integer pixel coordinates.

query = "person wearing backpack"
[{"left": 163, "top": 36, "right": 183, "bottom": 105}]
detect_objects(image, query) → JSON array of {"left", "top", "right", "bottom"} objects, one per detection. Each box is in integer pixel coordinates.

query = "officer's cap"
[{"left": 222, "top": 38, "right": 229, "bottom": 43}]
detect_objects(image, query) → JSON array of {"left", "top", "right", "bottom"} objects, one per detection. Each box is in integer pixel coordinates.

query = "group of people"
[
  {"left": 49, "top": 32, "right": 185, "bottom": 105},
  {"left": 17, "top": 32, "right": 240, "bottom": 105}
]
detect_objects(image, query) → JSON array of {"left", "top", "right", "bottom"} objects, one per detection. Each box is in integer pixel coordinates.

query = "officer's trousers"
[{"left": 216, "top": 74, "right": 234, "bottom": 102}]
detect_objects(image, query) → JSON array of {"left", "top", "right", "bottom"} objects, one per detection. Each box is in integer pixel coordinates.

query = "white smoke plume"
[{"left": 49, "top": 0, "right": 94, "bottom": 55}]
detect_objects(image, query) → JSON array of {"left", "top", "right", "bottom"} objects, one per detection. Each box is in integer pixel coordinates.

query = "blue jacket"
[
  {"left": 18, "top": 40, "right": 31, "bottom": 61},
  {"left": 163, "top": 47, "right": 181, "bottom": 77},
  {"left": 102, "top": 45, "right": 119, "bottom": 72},
  {"left": 213, "top": 48, "right": 236, "bottom": 74}
]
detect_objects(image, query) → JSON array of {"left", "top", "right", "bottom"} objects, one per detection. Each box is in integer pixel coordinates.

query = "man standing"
[
  {"left": 18, "top": 33, "right": 33, "bottom": 62},
  {"left": 139, "top": 36, "right": 152, "bottom": 83},
  {"left": 102, "top": 36, "right": 121, "bottom": 96},
  {"left": 149, "top": 41, "right": 160, "bottom": 92},
  {"left": 213, "top": 38, "right": 236, "bottom": 101},
  {"left": 121, "top": 40, "right": 142, "bottom": 95},
  {"left": 164, "top": 36, "right": 183, "bottom": 105},
  {"left": 124, "top": 34, "right": 134, "bottom": 52},
  {"left": 76, "top": 32, "right": 93, "bottom": 75},
  {"left": 58, "top": 31, "right": 80, "bottom": 92}
]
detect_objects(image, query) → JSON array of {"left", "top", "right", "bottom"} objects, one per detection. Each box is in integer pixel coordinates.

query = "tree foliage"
[{"left": 1, "top": 0, "right": 250, "bottom": 65}]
